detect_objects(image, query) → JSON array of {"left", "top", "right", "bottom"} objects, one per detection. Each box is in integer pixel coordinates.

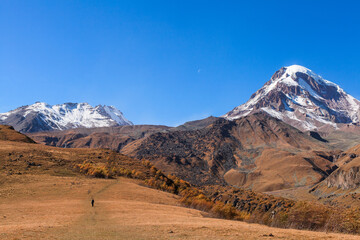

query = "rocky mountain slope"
[
  {"left": 28, "top": 124, "right": 170, "bottom": 151},
  {"left": 121, "top": 113, "right": 338, "bottom": 191},
  {"left": 5, "top": 65, "right": 359, "bottom": 196},
  {"left": 224, "top": 65, "right": 360, "bottom": 132},
  {"left": 303, "top": 143, "right": 360, "bottom": 208},
  {"left": 28, "top": 112, "right": 339, "bottom": 192},
  {"left": 27, "top": 116, "right": 219, "bottom": 151},
  {"left": 3, "top": 126, "right": 360, "bottom": 237},
  {"left": 0, "top": 102, "right": 132, "bottom": 133}
]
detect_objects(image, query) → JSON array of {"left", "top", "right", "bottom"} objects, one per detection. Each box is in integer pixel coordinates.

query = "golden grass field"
[{"left": 1, "top": 174, "right": 359, "bottom": 240}]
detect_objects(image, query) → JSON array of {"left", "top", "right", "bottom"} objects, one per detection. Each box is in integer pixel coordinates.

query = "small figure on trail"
[{"left": 91, "top": 199, "right": 94, "bottom": 207}]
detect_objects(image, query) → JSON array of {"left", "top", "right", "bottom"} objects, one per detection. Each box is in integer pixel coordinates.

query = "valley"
[
  {"left": 3, "top": 0, "right": 360, "bottom": 236},
  {"left": 1, "top": 174, "right": 359, "bottom": 240},
  {"left": 2, "top": 65, "right": 360, "bottom": 238}
]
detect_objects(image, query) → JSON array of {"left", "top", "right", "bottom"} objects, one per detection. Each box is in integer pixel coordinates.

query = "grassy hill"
[{"left": 2, "top": 125, "right": 360, "bottom": 237}]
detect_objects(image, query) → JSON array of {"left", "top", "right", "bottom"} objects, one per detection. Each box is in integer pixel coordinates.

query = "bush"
[
  {"left": 75, "top": 161, "right": 114, "bottom": 178},
  {"left": 339, "top": 208, "right": 360, "bottom": 234},
  {"left": 286, "top": 201, "right": 329, "bottom": 230},
  {"left": 74, "top": 159, "right": 360, "bottom": 235}
]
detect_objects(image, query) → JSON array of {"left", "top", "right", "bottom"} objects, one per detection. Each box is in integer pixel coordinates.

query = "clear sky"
[{"left": 1, "top": 0, "right": 360, "bottom": 126}]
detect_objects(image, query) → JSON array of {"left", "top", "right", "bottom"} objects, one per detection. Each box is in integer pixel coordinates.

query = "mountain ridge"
[
  {"left": 224, "top": 65, "right": 360, "bottom": 132},
  {"left": 121, "top": 112, "right": 336, "bottom": 191},
  {"left": 0, "top": 102, "right": 132, "bottom": 133}
]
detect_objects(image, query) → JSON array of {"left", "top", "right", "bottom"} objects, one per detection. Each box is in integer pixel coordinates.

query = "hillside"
[
  {"left": 308, "top": 143, "right": 360, "bottom": 207},
  {"left": 0, "top": 125, "right": 35, "bottom": 143},
  {"left": 320, "top": 128, "right": 360, "bottom": 150},
  {"left": 3, "top": 175, "right": 359, "bottom": 240},
  {"left": 27, "top": 117, "right": 219, "bottom": 151},
  {"left": 269, "top": 142, "right": 360, "bottom": 209},
  {"left": 122, "top": 112, "right": 336, "bottom": 192},
  {"left": 28, "top": 124, "right": 170, "bottom": 151},
  {"left": 2, "top": 125, "right": 360, "bottom": 237}
]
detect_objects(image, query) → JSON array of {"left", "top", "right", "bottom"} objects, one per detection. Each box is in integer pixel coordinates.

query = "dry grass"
[
  {"left": 0, "top": 125, "right": 35, "bottom": 143},
  {"left": 1, "top": 174, "right": 359, "bottom": 240},
  {"left": 71, "top": 159, "right": 360, "bottom": 235},
  {"left": 2, "top": 138, "right": 360, "bottom": 236}
]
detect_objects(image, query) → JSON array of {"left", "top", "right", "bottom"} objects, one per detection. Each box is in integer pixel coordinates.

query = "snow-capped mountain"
[
  {"left": 0, "top": 102, "right": 133, "bottom": 133},
  {"left": 224, "top": 65, "right": 360, "bottom": 131}
]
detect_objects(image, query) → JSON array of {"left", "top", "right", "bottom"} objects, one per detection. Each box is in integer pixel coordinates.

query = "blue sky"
[{"left": 1, "top": 1, "right": 360, "bottom": 126}]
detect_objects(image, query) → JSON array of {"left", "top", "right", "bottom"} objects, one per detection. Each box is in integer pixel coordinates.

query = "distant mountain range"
[
  {"left": 3, "top": 65, "right": 360, "bottom": 215},
  {"left": 120, "top": 112, "right": 336, "bottom": 191},
  {"left": 224, "top": 65, "right": 360, "bottom": 132},
  {"left": 3, "top": 65, "right": 360, "bottom": 195},
  {"left": 1, "top": 65, "right": 359, "bottom": 134},
  {"left": 0, "top": 102, "right": 132, "bottom": 133}
]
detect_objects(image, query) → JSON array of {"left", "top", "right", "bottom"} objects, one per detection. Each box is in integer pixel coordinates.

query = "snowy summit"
[
  {"left": 224, "top": 65, "right": 360, "bottom": 131},
  {"left": 0, "top": 102, "right": 133, "bottom": 133}
]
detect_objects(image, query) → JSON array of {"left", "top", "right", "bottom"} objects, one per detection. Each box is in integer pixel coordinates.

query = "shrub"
[
  {"left": 286, "top": 201, "right": 329, "bottom": 230},
  {"left": 74, "top": 161, "right": 114, "bottom": 178},
  {"left": 74, "top": 158, "right": 360, "bottom": 235},
  {"left": 340, "top": 208, "right": 360, "bottom": 234}
]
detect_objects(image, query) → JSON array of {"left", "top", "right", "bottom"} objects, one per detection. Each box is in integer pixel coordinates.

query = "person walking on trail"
[{"left": 91, "top": 199, "right": 94, "bottom": 207}]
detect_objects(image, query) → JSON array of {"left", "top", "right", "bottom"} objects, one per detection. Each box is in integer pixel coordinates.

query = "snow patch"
[
  {"left": 0, "top": 102, "right": 133, "bottom": 131},
  {"left": 297, "top": 78, "right": 323, "bottom": 100},
  {"left": 224, "top": 65, "right": 360, "bottom": 131}
]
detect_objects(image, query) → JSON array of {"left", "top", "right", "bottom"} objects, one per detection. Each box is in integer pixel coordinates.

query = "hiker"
[{"left": 91, "top": 199, "right": 94, "bottom": 207}]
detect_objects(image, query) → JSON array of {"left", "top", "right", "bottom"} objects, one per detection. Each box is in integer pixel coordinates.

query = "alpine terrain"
[
  {"left": 1, "top": 125, "right": 358, "bottom": 239},
  {"left": 0, "top": 102, "right": 132, "bottom": 133},
  {"left": 224, "top": 65, "right": 360, "bottom": 132},
  {"left": 3, "top": 66, "right": 360, "bottom": 238},
  {"left": 121, "top": 113, "right": 336, "bottom": 192}
]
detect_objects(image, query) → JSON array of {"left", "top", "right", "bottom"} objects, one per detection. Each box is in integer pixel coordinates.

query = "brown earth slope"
[
  {"left": 0, "top": 125, "right": 35, "bottom": 143},
  {"left": 27, "top": 117, "right": 219, "bottom": 151},
  {"left": 3, "top": 175, "right": 359, "bottom": 240},
  {"left": 2, "top": 126, "right": 360, "bottom": 237},
  {"left": 0, "top": 125, "right": 151, "bottom": 178},
  {"left": 122, "top": 113, "right": 338, "bottom": 192},
  {"left": 28, "top": 124, "right": 170, "bottom": 151},
  {"left": 270, "top": 143, "right": 360, "bottom": 209},
  {"left": 25, "top": 114, "right": 344, "bottom": 193},
  {"left": 309, "top": 143, "right": 360, "bottom": 208},
  {"left": 321, "top": 126, "right": 360, "bottom": 150}
]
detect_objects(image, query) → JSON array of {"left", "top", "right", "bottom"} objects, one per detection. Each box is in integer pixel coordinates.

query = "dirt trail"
[{"left": 1, "top": 174, "right": 359, "bottom": 239}]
